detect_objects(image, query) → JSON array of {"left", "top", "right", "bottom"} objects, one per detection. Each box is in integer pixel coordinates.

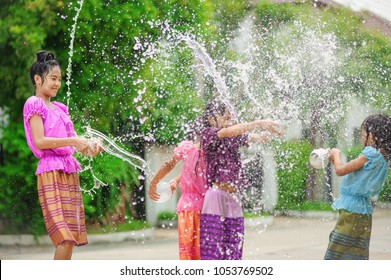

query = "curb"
[
  {"left": 0, "top": 228, "right": 154, "bottom": 247},
  {"left": 274, "top": 210, "right": 338, "bottom": 219},
  {"left": 244, "top": 216, "right": 274, "bottom": 229}
]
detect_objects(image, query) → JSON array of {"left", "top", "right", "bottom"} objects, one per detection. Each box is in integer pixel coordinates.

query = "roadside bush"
[{"left": 273, "top": 139, "right": 312, "bottom": 210}]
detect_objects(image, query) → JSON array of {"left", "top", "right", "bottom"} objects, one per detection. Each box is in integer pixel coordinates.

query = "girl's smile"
[{"left": 35, "top": 66, "right": 61, "bottom": 101}]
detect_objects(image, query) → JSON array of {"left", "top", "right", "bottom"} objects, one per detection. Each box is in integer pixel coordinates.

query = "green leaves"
[
  {"left": 0, "top": 0, "right": 218, "bottom": 233},
  {"left": 274, "top": 139, "right": 313, "bottom": 210}
]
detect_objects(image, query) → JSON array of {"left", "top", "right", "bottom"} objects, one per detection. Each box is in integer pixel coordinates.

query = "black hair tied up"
[
  {"left": 362, "top": 113, "right": 391, "bottom": 162},
  {"left": 36, "top": 50, "right": 56, "bottom": 63},
  {"left": 30, "top": 50, "right": 60, "bottom": 93}
]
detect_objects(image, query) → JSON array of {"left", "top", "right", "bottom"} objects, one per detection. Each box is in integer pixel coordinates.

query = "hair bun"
[{"left": 36, "top": 50, "right": 55, "bottom": 63}]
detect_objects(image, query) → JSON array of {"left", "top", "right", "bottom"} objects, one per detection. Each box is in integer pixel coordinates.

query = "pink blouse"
[
  {"left": 174, "top": 141, "right": 207, "bottom": 212},
  {"left": 23, "top": 96, "right": 81, "bottom": 175}
]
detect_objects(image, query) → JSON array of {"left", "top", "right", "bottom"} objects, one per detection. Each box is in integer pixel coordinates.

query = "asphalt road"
[{"left": 1, "top": 209, "right": 390, "bottom": 260}]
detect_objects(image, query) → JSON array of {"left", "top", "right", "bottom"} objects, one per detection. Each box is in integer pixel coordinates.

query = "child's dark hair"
[
  {"left": 361, "top": 113, "right": 391, "bottom": 161},
  {"left": 201, "top": 99, "right": 229, "bottom": 128},
  {"left": 29, "top": 50, "right": 60, "bottom": 92}
]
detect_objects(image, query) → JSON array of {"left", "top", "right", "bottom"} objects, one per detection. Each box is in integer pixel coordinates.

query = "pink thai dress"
[{"left": 173, "top": 141, "right": 207, "bottom": 260}]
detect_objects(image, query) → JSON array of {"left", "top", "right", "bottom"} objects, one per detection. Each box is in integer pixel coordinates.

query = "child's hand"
[
  {"left": 168, "top": 178, "right": 179, "bottom": 192},
  {"left": 258, "top": 119, "right": 284, "bottom": 135},
  {"left": 328, "top": 148, "right": 341, "bottom": 163},
  {"left": 86, "top": 138, "right": 104, "bottom": 157},
  {"left": 73, "top": 137, "right": 89, "bottom": 155},
  {"left": 148, "top": 181, "right": 160, "bottom": 201}
]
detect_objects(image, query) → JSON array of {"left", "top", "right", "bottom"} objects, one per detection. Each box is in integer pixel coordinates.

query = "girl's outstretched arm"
[
  {"left": 217, "top": 119, "right": 281, "bottom": 138},
  {"left": 328, "top": 148, "right": 368, "bottom": 176},
  {"left": 29, "top": 114, "right": 89, "bottom": 154},
  {"left": 148, "top": 155, "right": 179, "bottom": 201}
]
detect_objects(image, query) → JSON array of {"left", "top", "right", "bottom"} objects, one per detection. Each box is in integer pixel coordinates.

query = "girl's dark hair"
[
  {"left": 186, "top": 99, "right": 229, "bottom": 178},
  {"left": 361, "top": 113, "right": 391, "bottom": 161},
  {"left": 29, "top": 50, "right": 60, "bottom": 92},
  {"left": 201, "top": 99, "right": 229, "bottom": 128},
  {"left": 184, "top": 117, "right": 204, "bottom": 142}
]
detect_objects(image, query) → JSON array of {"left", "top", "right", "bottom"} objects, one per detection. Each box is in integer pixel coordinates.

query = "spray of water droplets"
[{"left": 65, "top": 0, "right": 84, "bottom": 108}]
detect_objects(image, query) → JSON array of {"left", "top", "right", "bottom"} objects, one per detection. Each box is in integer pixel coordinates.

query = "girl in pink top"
[
  {"left": 23, "top": 51, "right": 102, "bottom": 260},
  {"left": 148, "top": 138, "right": 207, "bottom": 260}
]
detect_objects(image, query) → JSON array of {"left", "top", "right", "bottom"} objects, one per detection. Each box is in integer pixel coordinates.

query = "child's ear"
[{"left": 34, "top": 75, "right": 42, "bottom": 86}]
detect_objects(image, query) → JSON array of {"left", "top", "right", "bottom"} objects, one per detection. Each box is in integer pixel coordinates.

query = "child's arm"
[
  {"left": 217, "top": 119, "right": 281, "bottom": 138},
  {"left": 29, "top": 114, "right": 89, "bottom": 153},
  {"left": 148, "top": 155, "right": 179, "bottom": 201},
  {"left": 248, "top": 132, "right": 275, "bottom": 144},
  {"left": 328, "top": 148, "right": 368, "bottom": 176}
]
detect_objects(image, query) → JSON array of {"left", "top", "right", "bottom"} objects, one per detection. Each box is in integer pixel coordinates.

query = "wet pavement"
[{"left": 1, "top": 208, "right": 390, "bottom": 260}]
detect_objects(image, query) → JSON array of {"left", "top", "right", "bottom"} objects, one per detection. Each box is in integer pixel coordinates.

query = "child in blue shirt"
[{"left": 324, "top": 113, "right": 391, "bottom": 260}]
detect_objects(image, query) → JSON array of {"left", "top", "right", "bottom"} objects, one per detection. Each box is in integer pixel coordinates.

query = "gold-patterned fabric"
[
  {"left": 324, "top": 209, "right": 371, "bottom": 260},
  {"left": 37, "top": 170, "right": 88, "bottom": 247}
]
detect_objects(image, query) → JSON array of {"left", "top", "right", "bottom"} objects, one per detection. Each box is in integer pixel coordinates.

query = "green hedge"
[
  {"left": 157, "top": 211, "right": 178, "bottom": 221},
  {"left": 273, "top": 139, "right": 313, "bottom": 210},
  {"left": 0, "top": 122, "right": 46, "bottom": 235},
  {"left": 0, "top": 122, "right": 142, "bottom": 235}
]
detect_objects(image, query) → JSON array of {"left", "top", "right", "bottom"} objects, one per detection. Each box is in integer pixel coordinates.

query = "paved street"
[{"left": 1, "top": 208, "right": 390, "bottom": 260}]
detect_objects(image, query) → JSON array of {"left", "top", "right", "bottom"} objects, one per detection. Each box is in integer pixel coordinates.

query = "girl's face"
[
  {"left": 35, "top": 66, "right": 61, "bottom": 99},
  {"left": 211, "top": 108, "right": 234, "bottom": 128}
]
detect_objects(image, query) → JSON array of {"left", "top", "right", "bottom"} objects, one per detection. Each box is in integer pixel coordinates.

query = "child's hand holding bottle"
[{"left": 328, "top": 148, "right": 341, "bottom": 164}]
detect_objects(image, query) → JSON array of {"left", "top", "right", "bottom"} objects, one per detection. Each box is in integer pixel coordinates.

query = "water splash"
[
  {"left": 130, "top": 18, "right": 361, "bottom": 218},
  {"left": 79, "top": 162, "right": 108, "bottom": 195},
  {"left": 84, "top": 127, "right": 150, "bottom": 174},
  {"left": 65, "top": 0, "right": 84, "bottom": 107},
  {"left": 78, "top": 127, "right": 150, "bottom": 194}
]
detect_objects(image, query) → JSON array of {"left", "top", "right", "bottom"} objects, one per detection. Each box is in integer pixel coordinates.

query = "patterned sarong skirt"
[
  {"left": 178, "top": 210, "right": 201, "bottom": 260},
  {"left": 37, "top": 170, "right": 88, "bottom": 247},
  {"left": 324, "top": 209, "right": 371, "bottom": 260},
  {"left": 200, "top": 188, "right": 244, "bottom": 260}
]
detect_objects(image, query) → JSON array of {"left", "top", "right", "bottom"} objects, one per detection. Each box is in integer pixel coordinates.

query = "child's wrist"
[{"left": 257, "top": 120, "right": 269, "bottom": 129}]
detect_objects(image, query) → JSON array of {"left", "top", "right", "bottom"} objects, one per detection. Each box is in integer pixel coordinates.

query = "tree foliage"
[{"left": 0, "top": 0, "right": 224, "bottom": 234}]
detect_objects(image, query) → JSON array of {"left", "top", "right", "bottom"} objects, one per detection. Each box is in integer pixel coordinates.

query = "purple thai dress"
[{"left": 200, "top": 126, "right": 248, "bottom": 260}]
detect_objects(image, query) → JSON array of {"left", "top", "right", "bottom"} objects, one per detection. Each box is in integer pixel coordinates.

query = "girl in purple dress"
[
  {"left": 200, "top": 99, "right": 283, "bottom": 260},
  {"left": 23, "top": 51, "right": 102, "bottom": 259}
]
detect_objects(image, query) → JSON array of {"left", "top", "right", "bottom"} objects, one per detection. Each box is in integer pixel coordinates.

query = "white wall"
[{"left": 340, "top": 99, "right": 376, "bottom": 149}]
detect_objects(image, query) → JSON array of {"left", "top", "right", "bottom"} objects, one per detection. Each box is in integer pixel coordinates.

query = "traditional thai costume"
[
  {"left": 200, "top": 127, "right": 248, "bottom": 260},
  {"left": 23, "top": 96, "right": 87, "bottom": 247},
  {"left": 325, "top": 146, "right": 389, "bottom": 259},
  {"left": 174, "top": 141, "right": 207, "bottom": 260}
]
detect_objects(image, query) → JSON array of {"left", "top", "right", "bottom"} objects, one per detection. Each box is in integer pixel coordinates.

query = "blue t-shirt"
[{"left": 332, "top": 146, "right": 389, "bottom": 214}]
